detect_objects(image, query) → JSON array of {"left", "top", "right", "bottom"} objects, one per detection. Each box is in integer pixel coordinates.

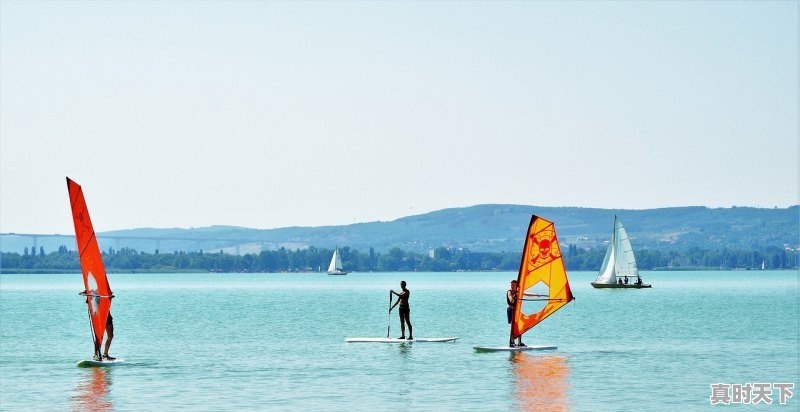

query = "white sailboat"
[
  {"left": 327, "top": 248, "right": 348, "bottom": 275},
  {"left": 591, "top": 216, "right": 651, "bottom": 289}
]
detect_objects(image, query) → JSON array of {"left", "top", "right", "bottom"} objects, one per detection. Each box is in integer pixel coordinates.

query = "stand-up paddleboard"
[
  {"left": 346, "top": 337, "right": 458, "bottom": 343},
  {"left": 68, "top": 178, "right": 122, "bottom": 367},
  {"left": 77, "top": 358, "right": 126, "bottom": 368},
  {"left": 474, "top": 215, "right": 575, "bottom": 354},
  {"left": 474, "top": 345, "right": 556, "bottom": 353}
]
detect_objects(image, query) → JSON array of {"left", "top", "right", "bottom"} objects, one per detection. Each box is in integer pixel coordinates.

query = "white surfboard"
[
  {"left": 473, "top": 345, "right": 557, "bottom": 352},
  {"left": 77, "top": 358, "right": 126, "bottom": 367},
  {"left": 345, "top": 337, "right": 459, "bottom": 343}
]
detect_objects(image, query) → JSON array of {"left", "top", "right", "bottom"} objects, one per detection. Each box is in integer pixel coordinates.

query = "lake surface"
[{"left": 1, "top": 271, "right": 798, "bottom": 411}]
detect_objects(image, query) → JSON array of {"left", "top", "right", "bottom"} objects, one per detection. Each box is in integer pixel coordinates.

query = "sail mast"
[
  {"left": 611, "top": 215, "right": 618, "bottom": 279},
  {"left": 613, "top": 215, "right": 617, "bottom": 256}
]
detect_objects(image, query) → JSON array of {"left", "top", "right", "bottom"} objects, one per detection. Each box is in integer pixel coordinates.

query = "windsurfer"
[
  {"left": 507, "top": 280, "right": 525, "bottom": 347},
  {"left": 390, "top": 281, "right": 413, "bottom": 340},
  {"left": 84, "top": 293, "right": 116, "bottom": 361}
]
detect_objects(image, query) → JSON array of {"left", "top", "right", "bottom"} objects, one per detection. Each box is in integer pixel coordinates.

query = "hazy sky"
[{"left": 1, "top": 1, "right": 797, "bottom": 234}]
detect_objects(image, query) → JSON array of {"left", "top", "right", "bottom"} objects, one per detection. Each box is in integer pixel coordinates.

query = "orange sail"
[
  {"left": 511, "top": 215, "right": 574, "bottom": 339},
  {"left": 67, "top": 178, "right": 112, "bottom": 355}
]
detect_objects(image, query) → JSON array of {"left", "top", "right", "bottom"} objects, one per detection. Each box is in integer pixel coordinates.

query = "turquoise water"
[{"left": 1, "top": 271, "right": 797, "bottom": 411}]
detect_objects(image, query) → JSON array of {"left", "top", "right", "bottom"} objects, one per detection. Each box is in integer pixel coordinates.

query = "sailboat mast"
[{"left": 612, "top": 215, "right": 618, "bottom": 277}]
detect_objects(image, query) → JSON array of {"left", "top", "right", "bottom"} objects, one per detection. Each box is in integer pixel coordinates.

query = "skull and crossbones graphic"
[{"left": 528, "top": 230, "right": 559, "bottom": 267}]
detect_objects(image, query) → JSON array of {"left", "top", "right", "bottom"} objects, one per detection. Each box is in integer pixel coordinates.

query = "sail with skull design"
[
  {"left": 475, "top": 215, "right": 574, "bottom": 352},
  {"left": 67, "top": 178, "right": 114, "bottom": 361},
  {"left": 510, "top": 215, "right": 574, "bottom": 338}
]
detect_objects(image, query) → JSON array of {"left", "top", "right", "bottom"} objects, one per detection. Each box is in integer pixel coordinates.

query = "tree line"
[{"left": 1, "top": 244, "right": 797, "bottom": 273}]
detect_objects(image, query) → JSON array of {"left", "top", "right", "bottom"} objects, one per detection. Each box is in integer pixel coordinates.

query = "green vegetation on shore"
[{"left": 1, "top": 244, "right": 796, "bottom": 273}]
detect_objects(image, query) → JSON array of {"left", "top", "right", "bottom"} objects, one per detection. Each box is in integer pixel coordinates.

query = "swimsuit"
[{"left": 507, "top": 290, "right": 515, "bottom": 324}]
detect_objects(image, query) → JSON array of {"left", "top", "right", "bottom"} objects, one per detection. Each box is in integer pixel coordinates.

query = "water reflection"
[
  {"left": 395, "top": 342, "right": 412, "bottom": 358},
  {"left": 72, "top": 367, "right": 113, "bottom": 411},
  {"left": 510, "top": 353, "right": 569, "bottom": 411}
]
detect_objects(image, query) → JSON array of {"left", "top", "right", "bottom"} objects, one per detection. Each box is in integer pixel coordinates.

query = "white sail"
[
  {"left": 595, "top": 216, "right": 639, "bottom": 284},
  {"left": 328, "top": 249, "right": 339, "bottom": 272},
  {"left": 328, "top": 248, "right": 347, "bottom": 274},
  {"left": 614, "top": 219, "right": 639, "bottom": 278},
  {"left": 595, "top": 216, "right": 617, "bottom": 284},
  {"left": 596, "top": 230, "right": 617, "bottom": 284}
]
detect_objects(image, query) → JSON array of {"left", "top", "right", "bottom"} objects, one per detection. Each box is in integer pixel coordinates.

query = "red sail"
[
  {"left": 67, "top": 178, "right": 112, "bottom": 353},
  {"left": 511, "top": 215, "right": 574, "bottom": 339}
]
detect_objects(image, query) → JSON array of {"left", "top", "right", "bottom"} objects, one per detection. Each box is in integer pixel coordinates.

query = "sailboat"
[
  {"left": 475, "top": 215, "right": 575, "bottom": 352},
  {"left": 591, "top": 216, "right": 651, "bottom": 289},
  {"left": 327, "top": 248, "right": 348, "bottom": 275},
  {"left": 67, "top": 178, "right": 124, "bottom": 367}
]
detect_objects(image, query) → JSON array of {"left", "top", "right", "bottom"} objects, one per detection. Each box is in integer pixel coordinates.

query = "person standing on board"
[
  {"left": 85, "top": 294, "right": 116, "bottom": 361},
  {"left": 507, "top": 280, "right": 525, "bottom": 347},
  {"left": 390, "top": 281, "right": 413, "bottom": 340}
]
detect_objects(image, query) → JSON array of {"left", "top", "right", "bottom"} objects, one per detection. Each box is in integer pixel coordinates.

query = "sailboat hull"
[
  {"left": 591, "top": 282, "right": 651, "bottom": 289},
  {"left": 327, "top": 271, "right": 348, "bottom": 275}
]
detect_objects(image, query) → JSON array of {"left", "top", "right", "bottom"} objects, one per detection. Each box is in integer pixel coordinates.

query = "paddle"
[{"left": 386, "top": 291, "right": 394, "bottom": 339}]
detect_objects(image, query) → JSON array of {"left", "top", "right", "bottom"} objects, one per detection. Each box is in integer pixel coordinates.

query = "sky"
[{"left": 1, "top": 1, "right": 797, "bottom": 234}]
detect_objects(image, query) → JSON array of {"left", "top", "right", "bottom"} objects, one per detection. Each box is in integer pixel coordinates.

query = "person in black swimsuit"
[
  {"left": 390, "top": 281, "right": 413, "bottom": 340},
  {"left": 507, "top": 280, "right": 525, "bottom": 347}
]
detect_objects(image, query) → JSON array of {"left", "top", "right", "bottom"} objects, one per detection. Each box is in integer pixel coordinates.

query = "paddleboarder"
[
  {"left": 507, "top": 280, "right": 525, "bottom": 347},
  {"left": 390, "top": 281, "right": 413, "bottom": 340}
]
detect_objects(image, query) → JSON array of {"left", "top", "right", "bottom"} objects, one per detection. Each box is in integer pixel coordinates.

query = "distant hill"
[{"left": 1, "top": 204, "right": 797, "bottom": 255}]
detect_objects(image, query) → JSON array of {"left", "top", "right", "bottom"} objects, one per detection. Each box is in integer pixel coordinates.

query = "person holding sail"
[
  {"left": 507, "top": 280, "right": 526, "bottom": 347},
  {"left": 390, "top": 281, "right": 413, "bottom": 340},
  {"left": 83, "top": 293, "right": 116, "bottom": 361}
]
